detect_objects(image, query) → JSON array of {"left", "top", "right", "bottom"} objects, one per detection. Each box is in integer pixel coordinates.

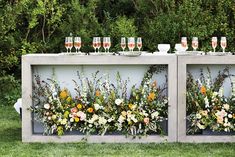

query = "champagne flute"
[
  {"left": 192, "top": 37, "right": 198, "bottom": 51},
  {"left": 74, "top": 37, "right": 81, "bottom": 53},
  {"left": 181, "top": 37, "right": 187, "bottom": 51},
  {"left": 128, "top": 37, "right": 135, "bottom": 52},
  {"left": 121, "top": 37, "right": 126, "bottom": 52},
  {"left": 137, "top": 37, "right": 142, "bottom": 52},
  {"left": 65, "top": 37, "right": 69, "bottom": 53},
  {"left": 106, "top": 37, "right": 111, "bottom": 53},
  {"left": 220, "top": 37, "right": 227, "bottom": 53},
  {"left": 103, "top": 37, "right": 108, "bottom": 53},
  {"left": 212, "top": 37, "right": 217, "bottom": 52},
  {"left": 68, "top": 37, "right": 73, "bottom": 53},
  {"left": 93, "top": 37, "right": 97, "bottom": 53},
  {"left": 97, "top": 37, "right": 101, "bottom": 53}
]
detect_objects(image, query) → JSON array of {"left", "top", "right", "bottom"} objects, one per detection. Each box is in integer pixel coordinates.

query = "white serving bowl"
[{"left": 158, "top": 44, "right": 170, "bottom": 53}]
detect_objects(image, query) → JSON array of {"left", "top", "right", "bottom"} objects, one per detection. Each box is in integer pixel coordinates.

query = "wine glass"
[
  {"left": 121, "top": 37, "right": 126, "bottom": 52},
  {"left": 192, "top": 37, "right": 198, "bottom": 51},
  {"left": 106, "top": 37, "right": 111, "bottom": 53},
  {"left": 68, "top": 37, "right": 73, "bottom": 53},
  {"left": 212, "top": 37, "right": 217, "bottom": 52},
  {"left": 220, "top": 37, "right": 227, "bottom": 53},
  {"left": 181, "top": 37, "right": 187, "bottom": 51},
  {"left": 137, "top": 37, "right": 142, "bottom": 52},
  {"left": 97, "top": 37, "right": 101, "bottom": 53},
  {"left": 74, "top": 37, "right": 81, "bottom": 53},
  {"left": 128, "top": 37, "right": 135, "bottom": 52},
  {"left": 93, "top": 37, "right": 97, "bottom": 53},
  {"left": 65, "top": 37, "right": 69, "bottom": 53}
]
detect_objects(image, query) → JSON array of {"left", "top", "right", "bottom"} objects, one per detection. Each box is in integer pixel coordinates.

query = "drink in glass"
[
  {"left": 68, "top": 37, "right": 73, "bottom": 53},
  {"left": 137, "top": 37, "right": 142, "bottom": 52},
  {"left": 212, "top": 37, "right": 217, "bottom": 52},
  {"left": 128, "top": 37, "right": 135, "bottom": 52},
  {"left": 181, "top": 37, "right": 187, "bottom": 51},
  {"left": 192, "top": 37, "right": 198, "bottom": 51},
  {"left": 93, "top": 37, "right": 97, "bottom": 53},
  {"left": 220, "top": 37, "right": 227, "bottom": 53},
  {"left": 74, "top": 37, "right": 81, "bottom": 53},
  {"left": 65, "top": 37, "right": 69, "bottom": 53},
  {"left": 97, "top": 37, "right": 101, "bottom": 53}
]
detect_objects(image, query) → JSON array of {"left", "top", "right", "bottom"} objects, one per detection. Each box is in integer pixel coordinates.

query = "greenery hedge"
[{"left": 1, "top": 0, "right": 235, "bottom": 105}]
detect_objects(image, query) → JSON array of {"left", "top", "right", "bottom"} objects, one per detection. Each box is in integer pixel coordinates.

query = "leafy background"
[{"left": 1, "top": 0, "right": 235, "bottom": 105}]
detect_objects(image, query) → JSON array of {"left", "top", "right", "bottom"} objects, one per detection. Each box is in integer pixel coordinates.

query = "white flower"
[
  {"left": 52, "top": 115, "right": 57, "bottom": 120},
  {"left": 94, "top": 103, "right": 102, "bottom": 111},
  {"left": 151, "top": 111, "right": 159, "bottom": 119},
  {"left": 118, "top": 115, "right": 125, "bottom": 123},
  {"left": 196, "top": 122, "right": 206, "bottom": 129},
  {"left": 98, "top": 117, "right": 107, "bottom": 125},
  {"left": 70, "top": 118, "right": 74, "bottom": 122},
  {"left": 219, "top": 87, "right": 224, "bottom": 97},
  {"left": 44, "top": 103, "right": 50, "bottom": 109},
  {"left": 130, "top": 115, "right": 138, "bottom": 123},
  {"left": 212, "top": 92, "right": 218, "bottom": 98},
  {"left": 223, "top": 104, "right": 230, "bottom": 111},
  {"left": 196, "top": 113, "right": 202, "bottom": 119},
  {"left": 77, "top": 111, "right": 86, "bottom": 121},
  {"left": 228, "top": 114, "right": 232, "bottom": 118},
  {"left": 48, "top": 116, "right": 52, "bottom": 120},
  {"left": 108, "top": 117, "right": 114, "bottom": 122},
  {"left": 88, "top": 114, "right": 99, "bottom": 123},
  {"left": 61, "top": 118, "right": 67, "bottom": 125},
  {"left": 115, "top": 99, "right": 123, "bottom": 106},
  {"left": 204, "top": 97, "right": 209, "bottom": 108}
]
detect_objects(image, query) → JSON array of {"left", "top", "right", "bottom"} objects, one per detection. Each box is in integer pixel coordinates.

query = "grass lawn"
[{"left": 0, "top": 106, "right": 235, "bottom": 157}]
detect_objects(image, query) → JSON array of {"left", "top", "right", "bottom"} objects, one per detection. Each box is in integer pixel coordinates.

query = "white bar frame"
[
  {"left": 178, "top": 55, "right": 235, "bottom": 142},
  {"left": 22, "top": 54, "right": 177, "bottom": 143}
]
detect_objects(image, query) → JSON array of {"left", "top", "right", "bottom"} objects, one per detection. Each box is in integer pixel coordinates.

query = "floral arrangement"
[
  {"left": 31, "top": 66, "right": 168, "bottom": 137},
  {"left": 186, "top": 67, "right": 235, "bottom": 134}
]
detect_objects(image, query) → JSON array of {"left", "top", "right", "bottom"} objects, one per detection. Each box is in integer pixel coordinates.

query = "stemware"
[
  {"left": 181, "top": 37, "right": 187, "bottom": 51},
  {"left": 103, "top": 37, "right": 111, "bottom": 53},
  {"left": 121, "top": 37, "right": 126, "bottom": 52},
  {"left": 137, "top": 37, "right": 142, "bottom": 52},
  {"left": 128, "top": 37, "right": 135, "bottom": 52},
  {"left": 192, "top": 37, "right": 198, "bottom": 51},
  {"left": 74, "top": 37, "right": 81, "bottom": 53},
  {"left": 212, "top": 37, "right": 217, "bottom": 52},
  {"left": 68, "top": 37, "right": 73, "bottom": 53},
  {"left": 65, "top": 37, "right": 69, "bottom": 53},
  {"left": 93, "top": 37, "right": 97, "bottom": 53},
  {"left": 97, "top": 37, "right": 101, "bottom": 53},
  {"left": 220, "top": 37, "right": 227, "bottom": 53}
]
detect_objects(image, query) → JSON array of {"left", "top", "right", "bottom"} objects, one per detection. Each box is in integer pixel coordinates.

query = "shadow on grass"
[{"left": 0, "top": 127, "right": 21, "bottom": 142}]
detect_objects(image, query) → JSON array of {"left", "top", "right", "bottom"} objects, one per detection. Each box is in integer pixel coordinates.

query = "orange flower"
[
  {"left": 77, "top": 104, "right": 83, "bottom": 109},
  {"left": 60, "top": 89, "right": 68, "bottom": 99},
  {"left": 87, "top": 107, "right": 94, "bottom": 113},
  {"left": 148, "top": 92, "right": 155, "bottom": 101},
  {"left": 200, "top": 86, "right": 206, "bottom": 95},
  {"left": 95, "top": 90, "right": 101, "bottom": 97}
]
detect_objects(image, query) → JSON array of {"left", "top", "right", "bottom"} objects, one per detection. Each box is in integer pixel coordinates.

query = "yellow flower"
[
  {"left": 199, "top": 110, "right": 208, "bottom": 116},
  {"left": 233, "top": 114, "right": 235, "bottom": 119},
  {"left": 74, "top": 117, "right": 80, "bottom": 122},
  {"left": 200, "top": 86, "right": 206, "bottom": 95},
  {"left": 216, "top": 116, "right": 223, "bottom": 124},
  {"left": 87, "top": 107, "right": 94, "bottom": 113},
  {"left": 121, "top": 111, "right": 127, "bottom": 117},
  {"left": 128, "top": 103, "right": 134, "bottom": 109},
  {"left": 77, "top": 104, "right": 83, "bottom": 109},
  {"left": 148, "top": 92, "right": 155, "bottom": 101},
  {"left": 60, "top": 89, "right": 68, "bottom": 99}
]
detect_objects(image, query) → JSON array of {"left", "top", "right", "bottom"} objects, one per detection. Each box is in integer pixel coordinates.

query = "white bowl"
[
  {"left": 158, "top": 44, "right": 170, "bottom": 53},
  {"left": 175, "top": 43, "right": 188, "bottom": 52}
]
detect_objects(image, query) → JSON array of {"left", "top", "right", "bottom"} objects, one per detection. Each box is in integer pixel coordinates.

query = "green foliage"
[{"left": 1, "top": 0, "right": 235, "bottom": 100}]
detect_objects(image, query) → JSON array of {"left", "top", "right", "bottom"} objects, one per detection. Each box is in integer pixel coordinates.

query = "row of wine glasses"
[
  {"left": 121, "top": 37, "right": 142, "bottom": 52},
  {"left": 212, "top": 37, "right": 227, "bottom": 53},
  {"left": 93, "top": 37, "right": 111, "bottom": 53},
  {"left": 181, "top": 37, "right": 199, "bottom": 51},
  {"left": 65, "top": 37, "right": 81, "bottom": 53},
  {"left": 181, "top": 37, "right": 227, "bottom": 53}
]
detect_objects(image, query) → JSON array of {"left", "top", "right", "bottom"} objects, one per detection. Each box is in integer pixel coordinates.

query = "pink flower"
[
  {"left": 144, "top": 117, "right": 150, "bottom": 124},
  {"left": 71, "top": 107, "right": 78, "bottom": 113}
]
